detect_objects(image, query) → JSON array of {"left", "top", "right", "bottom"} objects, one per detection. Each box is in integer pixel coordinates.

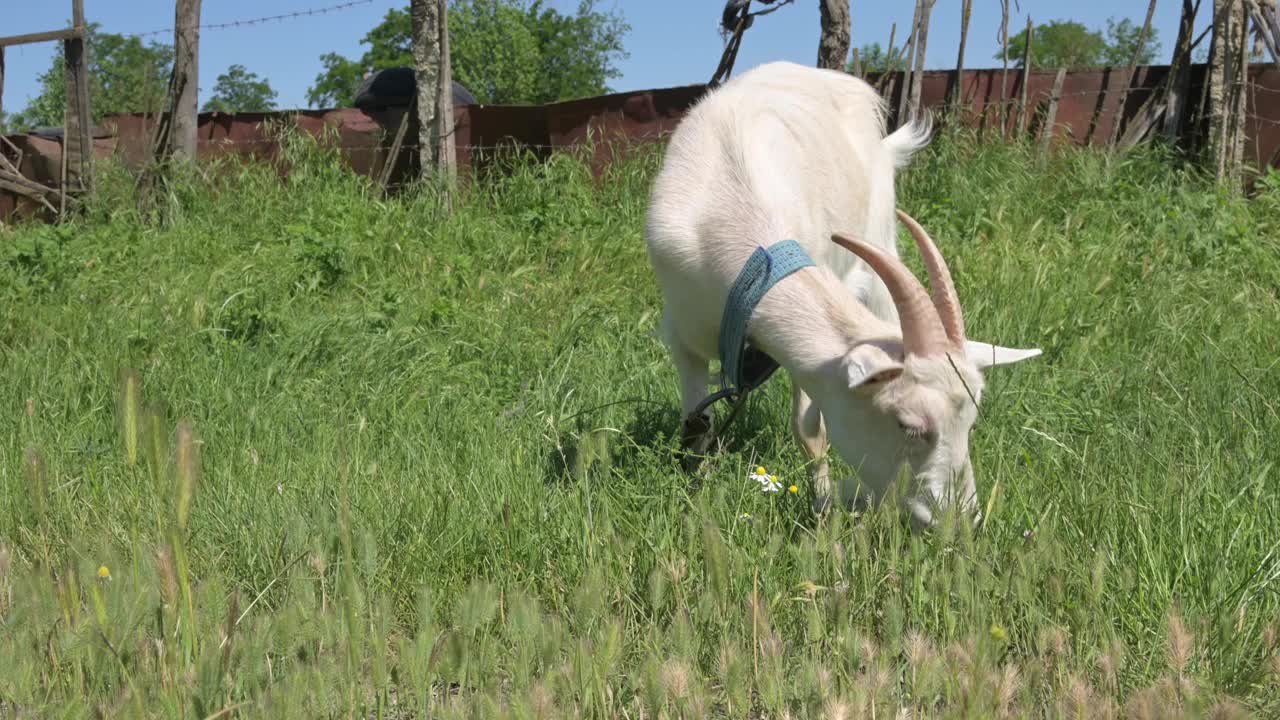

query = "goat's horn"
[
  {"left": 895, "top": 209, "right": 966, "bottom": 345},
  {"left": 831, "top": 233, "right": 949, "bottom": 356}
]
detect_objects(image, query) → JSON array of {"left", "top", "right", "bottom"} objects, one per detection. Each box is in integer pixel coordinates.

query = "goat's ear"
[
  {"left": 845, "top": 345, "right": 904, "bottom": 391},
  {"left": 963, "top": 340, "right": 1042, "bottom": 369}
]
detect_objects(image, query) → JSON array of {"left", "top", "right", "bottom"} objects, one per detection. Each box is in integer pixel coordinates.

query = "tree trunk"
[
  {"left": 1228, "top": 1, "right": 1250, "bottom": 177},
  {"left": 411, "top": 0, "right": 443, "bottom": 179},
  {"left": 1208, "top": 0, "right": 1248, "bottom": 183},
  {"left": 951, "top": 0, "right": 972, "bottom": 109},
  {"left": 908, "top": 0, "right": 935, "bottom": 122},
  {"left": 63, "top": 0, "right": 93, "bottom": 189},
  {"left": 169, "top": 0, "right": 201, "bottom": 164},
  {"left": 817, "top": 0, "right": 851, "bottom": 70}
]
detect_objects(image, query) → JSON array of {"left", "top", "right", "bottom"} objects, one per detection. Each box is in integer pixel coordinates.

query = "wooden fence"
[{"left": 3, "top": 63, "right": 1279, "bottom": 223}]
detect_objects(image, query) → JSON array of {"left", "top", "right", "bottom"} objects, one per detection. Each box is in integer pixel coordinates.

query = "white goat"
[{"left": 644, "top": 61, "right": 1041, "bottom": 528}]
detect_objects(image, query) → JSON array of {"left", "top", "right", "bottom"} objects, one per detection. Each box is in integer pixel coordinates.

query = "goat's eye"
[{"left": 898, "top": 420, "right": 926, "bottom": 439}]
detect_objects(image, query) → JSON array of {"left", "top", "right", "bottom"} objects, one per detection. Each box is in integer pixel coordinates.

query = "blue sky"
[{"left": 2, "top": 1, "right": 1211, "bottom": 113}]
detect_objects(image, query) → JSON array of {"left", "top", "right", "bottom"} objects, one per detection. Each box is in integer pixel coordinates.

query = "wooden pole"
[
  {"left": 874, "top": 23, "right": 897, "bottom": 95},
  {"left": 818, "top": 0, "right": 852, "bottom": 71},
  {"left": 1247, "top": 0, "right": 1280, "bottom": 64},
  {"left": 908, "top": 0, "right": 935, "bottom": 122},
  {"left": 1108, "top": 0, "right": 1159, "bottom": 147},
  {"left": 1040, "top": 67, "right": 1067, "bottom": 160},
  {"left": 951, "top": 0, "right": 972, "bottom": 110},
  {"left": 378, "top": 110, "right": 410, "bottom": 193},
  {"left": 169, "top": 0, "right": 201, "bottom": 164},
  {"left": 850, "top": 47, "right": 862, "bottom": 77},
  {"left": 1163, "top": 0, "right": 1200, "bottom": 142},
  {"left": 1, "top": 46, "right": 6, "bottom": 123},
  {"left": 62, "top": 0, "right": 93, "bottom": 192},
  {"left": 1228, "top": 0, "right": 1249, "bottom": 178},
  {"left": 896, "top": 1, "right": 922, "bottom": 128},
  {"left": 1016, "top": 16, "right": 1034, "bottom": 136},
  {"left": 999, "top": 0, "right": 1011, "bottom": 136},
  {"left": 434, "top": 0, "right": 456, "bottom": 195}
]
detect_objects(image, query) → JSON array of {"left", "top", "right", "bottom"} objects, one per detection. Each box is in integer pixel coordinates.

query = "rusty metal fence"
[{"left": 3, "top": 64, "right": 1279, "bottom": 223}]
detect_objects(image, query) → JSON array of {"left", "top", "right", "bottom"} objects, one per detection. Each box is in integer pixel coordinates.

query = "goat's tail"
[{"left": 882, "top": 111, "right": 934, "bottom": 170}]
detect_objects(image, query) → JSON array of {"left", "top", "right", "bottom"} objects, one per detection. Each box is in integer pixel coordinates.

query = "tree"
[
  {"left": 996, "top": 17, "right": 1167, "bottom": 69},
  {"left": 203, "top": 64, "right": 279, "bottom": 112},
  {"left": 1101, "top": 17, "right": 1162, "bottom": 65},
  {"left": 307, "top": 0, "right": 628, "bottom": 107},
  {"left": 847, "top": 42, "right": 907, "bottom": 73},
  {"left": 9, "top": 24, "right": 172, "bottom": 131},
  {"left": 999, "top": 19, "right": 1107, "bottom": 68}
]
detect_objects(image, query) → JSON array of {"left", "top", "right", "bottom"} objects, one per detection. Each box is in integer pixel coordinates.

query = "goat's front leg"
[
  {"left": 670, "top": 341, "right": 714, "bottom": 469},
  {"left": 791, "top": 383, "right": 832, "bottom": 515}
]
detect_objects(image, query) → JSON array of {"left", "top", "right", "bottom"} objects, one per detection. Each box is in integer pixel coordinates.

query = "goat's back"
[{"left": 644, "top": 62, "right": 920, "bottom": 354}]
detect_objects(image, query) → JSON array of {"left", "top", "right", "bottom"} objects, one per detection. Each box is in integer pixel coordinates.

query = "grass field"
[{"left": 2, "top": 129, "right": 1279, "bottom": 718}]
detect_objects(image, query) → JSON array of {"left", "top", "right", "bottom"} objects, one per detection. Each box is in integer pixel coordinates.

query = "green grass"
[{"left": 2, "top": 129, "right": 1279, "bottom": 718}]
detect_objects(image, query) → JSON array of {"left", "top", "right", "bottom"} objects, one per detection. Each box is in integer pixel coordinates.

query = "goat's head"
[{"left": 822, "top": 210, "right": 1040, "bottom": 530}]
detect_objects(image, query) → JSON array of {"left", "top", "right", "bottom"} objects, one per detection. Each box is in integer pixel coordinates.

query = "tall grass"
[{"left": 1, "top": 129, "right": 1278, "bottom": 718}]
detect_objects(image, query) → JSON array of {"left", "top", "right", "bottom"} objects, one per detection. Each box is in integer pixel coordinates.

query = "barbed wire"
[{"left": 125, "top": 0, "right": 375, "bottom": 39}]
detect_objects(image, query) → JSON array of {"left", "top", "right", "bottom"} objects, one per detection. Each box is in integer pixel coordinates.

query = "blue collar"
[{"left": 716, "top": 240, "right": 815, "bottom": 396}]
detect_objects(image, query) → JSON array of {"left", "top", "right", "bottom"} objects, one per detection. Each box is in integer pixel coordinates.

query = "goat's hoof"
[
  {"left": 811, "top": 493, "right": 832, "bottom": 518},
  {"left": 678, "top": 411, "right": 714, "bottom": 471}
]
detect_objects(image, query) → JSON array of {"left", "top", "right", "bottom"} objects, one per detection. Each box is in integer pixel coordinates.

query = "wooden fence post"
[
  {"left": 951, "top": 0, "right": 972, "bottom": 111},
  {"left": 1163, "top": 0, "right": 1199, "bottom": 142},
  {"left": 169, "top": 0, "right": 201, "bottom": 164},
  {"left": 411, "top": 0, "right": 447, "bottom": 185},
  {"left": 62, "top": 0, "right": 93, "bottom": 191},
  {"left": 1040, "top": 67, "right": 1067, "bottom": 160},
  {"left": 1247, "top": 0, "right": 1280, "bottom": 64},
  {"left": 896, "top": 1, "right": 921, "bottom": 128},
  {"left": 908, "top": 0, "right": 935, "bottom": 122},
  {"left": 874, "top": 23, "right": 897, "bottom": 95},
  {"left": 434, "top": 0, "right": 456, "bottom": 203},
  {"left": 850, "top": 47, "right": 862, "bottom": 77},
  {"left": 1016, "top": 16, "right": 1033, "bottom": 136},
  {"left": 1108, "top": 0, "right": 1159, "bottom": 147},
  {"left": 411, "top": 0, "right": 440, "bottom": 178},
  {"left": 999, "top": 0, "right": 1011, "bottom": 136}
]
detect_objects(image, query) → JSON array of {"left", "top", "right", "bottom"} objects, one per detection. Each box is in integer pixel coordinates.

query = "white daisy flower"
[{"left": 760, "top": 474, "right": 783, "bottom": 493}]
